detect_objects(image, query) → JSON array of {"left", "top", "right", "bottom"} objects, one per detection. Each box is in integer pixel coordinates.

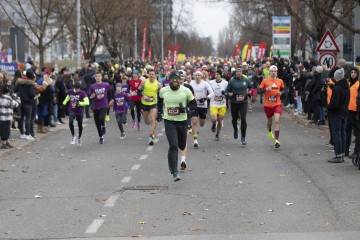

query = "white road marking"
[
  {"left": 104, "top": 194, "right": 120, "bottom": 207},
  {"left": 153, "top": 139, "right": 159, "bottom": 143},
  {"left": 85, "top": 219, "right": 104, "bottom": 233},
  {"left": 161, "top": 128, "right": 165, "bottom": 132},
  {"left": 121, "top": 176, "right": 132, "bottom": 183},
  {"left": 146, "top": 146, "right": 154, "bottom": 151},
  {"left": 139, "top": 154, "right": 148, "bottom": 160},
  {"left": 157, "top": 133, "right": 163, "bottom": 137},
  {"left": 131, "top": 164, "right": 141, "bottom": 170}
]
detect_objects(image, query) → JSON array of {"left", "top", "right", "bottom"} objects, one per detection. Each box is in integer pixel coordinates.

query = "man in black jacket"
[{"left": 328, "top": 68, "right": 350, "bottom": 163}]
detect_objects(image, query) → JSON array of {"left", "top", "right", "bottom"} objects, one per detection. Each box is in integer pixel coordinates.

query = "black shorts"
[
  {"left": 141, "top": 103, "right": 157, "bottom": 111},
  {"left": 191, "top": 107, "right": 207, "bottom": 119}
]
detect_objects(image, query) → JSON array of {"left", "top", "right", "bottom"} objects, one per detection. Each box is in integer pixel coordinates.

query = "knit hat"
[
  {"left": 315, "top": 66, "right": 323, "bottom": 74},
  {"left": 116, "top": 83, "right": 122, "bottom": 88},
  {"left": 334, "top": 68, "right": 344, "bottom": 82}
]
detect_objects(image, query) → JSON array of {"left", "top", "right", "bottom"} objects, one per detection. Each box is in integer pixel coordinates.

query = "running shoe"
[
  {"left": 26, "top": 135, "right": 34, "bottom": 140},
  {"left": 215, "top": 134, "right": 220, "bottom": 141},
  {"left": 120, "top": 133, "right": 126, "bottom": 140},
  {"left": 105, "top": 114, "right": 110, "bottom": 122},
  {"left": 188, "top": 128, "right": 192, "bottom": 134},
  {"left": 173, "top": 172, "right": 181, "bottom": 182},
  {"left": 99, "top": 137, "right": 104, "bottom": 144},
  {"left": 233, "top": 129, "right": 238, "bottom": 139},
  {"left": 20, "top": 134, "right": 27, "bottom": 139},
  {"left": 211, "top": 123, "right": 216, "bottom": 132},
  {"left": 193, "top": 139, "right": 199, "bottom": 149},
  {"left": 148, "top": 136, "right": 154, "bottom": 145},
  {"left": 102, "top": 125, "right": 107, "bottom": 136},
  {"left": 268, "top": 131, "right": 274, "bottom": 140},
  {"left": 77, "top": 138, "right": 82, "bottom": 146},
  {"left": 132, "top": 121, "right": 136, "bottom": 128},
  {"left": 275, "top": 140, "right": 281, "bottom": 148},
  {"left": 241, "top": 137, "right": 246, "bottom": 145},
  {"left": 249, "top": 108, "right": 252, "bottom": 113},
  {"left": 137, "top": 123, "right": 141, "bottom": 131},
  {"left": 180, "top": 161, "right": 187, "bottom": 170},
  {"left": 70, "top": 136, "right": 76, "bottom": 145}
]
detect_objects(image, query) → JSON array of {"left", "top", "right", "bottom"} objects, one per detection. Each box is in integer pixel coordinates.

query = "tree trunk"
[{"left": 39, "top": 46, "right": 45, "bottom": 69}]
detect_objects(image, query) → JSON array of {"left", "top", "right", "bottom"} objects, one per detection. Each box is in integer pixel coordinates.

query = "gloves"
[
  {"left": 156, "top": 113, "right": 163, "bottom": 122},
  {"left": 221, "top": 90, "right": 226, "bottom": 96},
  {"left": 179, "top": 102, "right": 186, "bottom": 113}
]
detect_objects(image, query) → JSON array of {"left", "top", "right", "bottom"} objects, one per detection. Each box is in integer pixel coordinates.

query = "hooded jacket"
[
  {"left": 327, "top": 78, "right": 350, "bottom": 117},
  {"left": 14, "top": 77, "right": 35, "bottom": 104}
]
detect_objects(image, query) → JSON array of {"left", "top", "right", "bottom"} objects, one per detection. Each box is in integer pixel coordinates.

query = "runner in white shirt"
[
  {"left": 189, "top": 71, "right": 214, "bottom": 148},
  {"left": 209, "top": 70, "right": 228, "bottom": 141}
]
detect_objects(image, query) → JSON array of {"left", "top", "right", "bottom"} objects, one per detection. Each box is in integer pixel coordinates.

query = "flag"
[
  {"left": 148, "top": 46, "right": 152, "bottom": 61},
  {"left": 167, "top": 44, "right": 172, "bottom": 61},
  {"left": 141, "top": 21, "right": 147, "bottom": 62},
  {"left": 241, "top": 44, "right": 248, "bottom": 61},
  {"left": 258, "top": 41, "right": 267, "bottom": 60},
  {"left": 246, "top": 42, "right": 253, "bottom": 61}
]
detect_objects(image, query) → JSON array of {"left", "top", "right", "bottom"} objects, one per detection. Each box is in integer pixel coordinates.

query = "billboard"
[{"left": 272, "top": 16, "right": 291, "bottom": 59}]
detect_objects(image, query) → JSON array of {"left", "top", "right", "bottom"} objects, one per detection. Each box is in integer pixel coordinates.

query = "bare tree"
[{"left": 0, "top": 0, "right": 76, "bottom": 68}]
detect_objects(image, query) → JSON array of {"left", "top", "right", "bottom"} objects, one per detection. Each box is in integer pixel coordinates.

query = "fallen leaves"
[
  {"left": 34, "top": 195, "right": 42, "bottom": 198},
  {"left": 138, "top": 221, "right": 146, "bottom": 224},
  {"left": 182, "top": 211, "right": 193, "bottom": 215}
]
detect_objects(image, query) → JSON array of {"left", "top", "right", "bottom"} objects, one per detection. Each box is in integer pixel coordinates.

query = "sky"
[{"left": 175, "top": 0, "right": 230, "bottom": 49}]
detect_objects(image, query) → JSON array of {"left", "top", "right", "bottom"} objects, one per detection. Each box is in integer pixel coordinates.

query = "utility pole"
[
  {"left": 134, "top": 18, "right": 138, "bottom": 59},
  {"left": 76, "top": 0, "right": 81, "bottom": 67}
]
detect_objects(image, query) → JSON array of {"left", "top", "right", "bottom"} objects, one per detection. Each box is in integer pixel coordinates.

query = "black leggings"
[
  {"left": 130, "top": 100, "right": 141, "bottom": 123},
  {"left": 93, "top": 108, "right": 107, "bottom": 137},
  {"left": 231, "top": 102, "right": 248, "bottom": 138},
  {"left": 69, "top": 112, "right": 83, "bottom": 138}
]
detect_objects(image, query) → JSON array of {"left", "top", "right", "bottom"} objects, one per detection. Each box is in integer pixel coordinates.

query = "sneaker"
[
  {"left": 173, "top": 172, "right": 181, "bottom": 182},
  {"left": 102, "top": 125, "right": 106, "bottom": 136},
  {"left": 70, "top": 136, "right": 76, "bottom": 145},
  {"left": 132, "top": 121, "right": 136, "bottom": 128},
  {"left": 20, "top": 134, "right": 27, "bottom": 139},
  {"left": 193, "top": 139, "right": 199, "bottom": 149},
  {"left": 26, "top": 135, "right": 34, "bottom": 140},
  {"left": 325, "top": 143, "right": 334, "bottom": 148},
  {"left": 215, "top": 134, "right": 219, "bottom": 141},
  {"left": 241, "top": 137, "right": 246, "bottom": 145},
  {"left": 233, "top": 130, "right": 238, "bottom": 139},
  {"left": 120, "top": 133, "right": 126, "bottom": 140},
  {"left": 211, "top": 123, "right": 216, "bottom": 132},
  {"left": 55, "top": 121, "right": 62, "bottom": 125},
  {"left": 188, "top": 128, "right": 192, "bottom": 134},
  {"left": 77, "top": 138, "right": 82, "bottom": 146},
  {"left": 327, "top": 157, "right": 342, "bottom": 163},
  {"left": 5, "top": 142, "right": 14, "bottom": 148},
  {"left": 249, "top": 108, "right": 252, "bottom": 113},
  {"left": 99, "top": 137, "right": 104, "bottom": 144},
  {"left": 180, "top": 161, "right": 187, "bottom": 170},
  {"left": 349, "top": 152, "right": 358, "bottom": 159},
  {"left": 105, "top": 114, "right": 110, "bottom": 122},
  {"left": 275, "top": 140, "right": 281, "bottom": 148},
  {"left": 148, "top": 136, "right": 154, "bottom": 145},
  {"left": 137, "top": 123, "right": 141, "bottom": 131},
  {"left": 268, "top": 131, "right": 274, "bottom": 140}
]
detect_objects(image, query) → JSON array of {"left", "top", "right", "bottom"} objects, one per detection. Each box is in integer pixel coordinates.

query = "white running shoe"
[
  {"left": 77, "top": 138, "right": 82, "bottom": 146},
  {"left": 26, "top": 135, "right": 34, "bottom": 140},
  {"left": 20, "top": 134, "right": 27, "bottom": 139},
  {"left": 70, "top": 136, "right": 76, "bottom": 145}
]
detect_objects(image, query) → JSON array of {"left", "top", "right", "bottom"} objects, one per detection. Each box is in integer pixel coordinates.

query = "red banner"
[
  {"left": 148, "top": 46, "right": 152, "bottom": 61},
  {"left": 167, "top": 44, "right": 172, "bottom": 61},
  {"left": 173, "top": 44, "right": 179, "bottom": 64},
  {"left": 234, "top": 41, "right": 242, "bottom": 59},
  {"left": 258, "top": 41, "right": 267, "bottom": 60},
  {"left": 142, "top": 21, "right": 147, "bottom": 61},
  {"left": 246, "top": 42, "right": 253, "bottom": 61}
]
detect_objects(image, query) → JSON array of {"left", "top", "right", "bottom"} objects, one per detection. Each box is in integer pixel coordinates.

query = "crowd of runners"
[{"left": 0, "top": 56, "right": 359, "bottom": 181}]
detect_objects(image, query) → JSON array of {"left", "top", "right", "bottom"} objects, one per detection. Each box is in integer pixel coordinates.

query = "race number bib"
[
  {"left": 196, "top": 99, "right": 205, "bottom": 106},
  {"left": 167, "top": 107, "right": 180, "bottom": 115},
  {"left": 71, "top": 101, "right": 78, "bottom": 108},
  {"left": 116, "top": 99, "right": 124, "bottom": 106},
  {"left": 130, "top": 90, "right": 137, "bottom": 96},
  {"left": 268, "top": 96, "right": 277, "bottom": 102},
  {"left": 214, "top": 96, "right": 223, "bottom": 102},
  {"left": 236, "top": 94, "right": 245, "bottom": 102},
  {"left": 144, "top": 96, "right": 154, "bottom": 102}
]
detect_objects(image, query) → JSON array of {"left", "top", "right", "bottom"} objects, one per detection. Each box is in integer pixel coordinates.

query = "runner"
[
  {"left": 138, "top": 68, "right": 162, "bottom": 145},
  {"left": 190, "top": 70, "right": 214, "bottom": 148},
  {"left": 257, "top": 65, "right": 285, "bottom": 148},
  {"left": 225, "top": 68, "right": 252, "bottom": 145},
  {"left": 88, "top": 71, "right": 114, "bottom": 144},
  {"left": 158, "top": 71, "right": 196, "bottom": 182},
  {"left": 128, "top": 70, "right": 142, "bottom": 131},
  {"left": 113, "top": 83, "right": 130, "bottom": 139},
  {"left": 62, "top": 81, "right": 89, "bottom": 146},
  {"left": 209, "top": 70, "right": 228, "bottom": 141}
]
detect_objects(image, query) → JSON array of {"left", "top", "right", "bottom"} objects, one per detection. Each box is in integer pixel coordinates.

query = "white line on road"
[
  {"left": 139, "top": 154, "right": 148, "bottom": 160},
  {"left": 157, "top": 133, "right": 163, "bottom": 137},
  {"left": 146, "top": 146, "right": 154, "bottom": 151},
  {"left": 161, "top": 128, "right": 165, "bottom": 132},
  {"left": 154, "top": 139, "right": 159, "bottom": 143},
  {"left": 85, "top": 219, "right": 104, "bottom": 234},
  {"left": 131, "top": 164, "right": 141, "bottom": 171},
  {"left": 121, "top": 176, "right": 132, "bottom": 183},
  {"left": 104, "top": 194, "right": 120, "bottom": 207}
]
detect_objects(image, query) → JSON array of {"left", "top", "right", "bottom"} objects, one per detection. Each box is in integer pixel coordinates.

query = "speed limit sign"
[{"left": 319, "top": 53, "right": 336, "bottom": 69}]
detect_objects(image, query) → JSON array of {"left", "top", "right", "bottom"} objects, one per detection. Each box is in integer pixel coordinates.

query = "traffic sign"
[
  {"left": 316, "top": 30, "right": 340, "bottom": 52},
  {"left": 319, "top": 53, "right": 336, "bottom": 69}
]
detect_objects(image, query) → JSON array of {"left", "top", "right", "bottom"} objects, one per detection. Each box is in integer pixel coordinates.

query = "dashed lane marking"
[
  {"left": 131, "top": 164, "right": 141, "bottom": 170},
  {"left": 146, "top": 146, "right": 154, "bottom": 151},
  {"left": 121, "top": 176, "right": 132, "bottom": 183},
  {"left": 139, "top": 154, "right": 148, "bottom": 160},
  {"left": 157, "top": 133, "right": 163, "bottom": 137},
  {"left": 153, "top": 139, "right": 159, "bottom": 143},
  {"left": 85, "top": 219, "right": 104, "bottom": 234},
  {"left": 104, "top": 193, "right": 120, "bottom": 207}
]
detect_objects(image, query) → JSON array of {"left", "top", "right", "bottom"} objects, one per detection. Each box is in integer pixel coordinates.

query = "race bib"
[
  {"left": 71, "top": 101, "right": 78, "bottom": 108},
  {"left": 130, "top": 90, "right": 137, "bottom": 96},
  {"left": 196, "top": 99, "right": 205, "bottom": 105},
  {"left": 236, "top": 94, "right": 245, "bottom": 102},
  {"left": 144, "top": 96, "right": 154, "bottom": 102},
  {"left": 268, "top": 96, "right": 277, "bottom": 102},
  {"left": 116, "top": 99, "right": 124, "bottom": 106},
  {"left": 214, "top": 96, "right": 223, "bottom": 102},
  {"left": 167, "top": 107, "right": 180, "bottom": 115}
]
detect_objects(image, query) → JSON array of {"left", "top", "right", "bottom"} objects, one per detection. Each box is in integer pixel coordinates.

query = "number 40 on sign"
[{"left": 319, "top": 53, "right": 336, "bottom": 69}]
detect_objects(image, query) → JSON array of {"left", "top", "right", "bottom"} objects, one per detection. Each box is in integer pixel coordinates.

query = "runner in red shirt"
[{"left": 128, "top": 70, "right": 142, "bottom": 131}]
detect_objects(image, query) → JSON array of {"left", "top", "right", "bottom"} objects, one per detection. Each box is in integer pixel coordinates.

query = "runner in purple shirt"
[
  {"left": 62, "top": 82, "right": 89, "bottom": 146},
  {"left": 113, "top": 83, "right": 130, "bottom": 139},
  {"left": 88, "top": 72, "right": 114, "bottom": 144}
]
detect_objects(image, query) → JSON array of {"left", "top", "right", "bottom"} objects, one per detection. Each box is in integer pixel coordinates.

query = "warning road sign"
[{"left": 316, "top": 30, "right": 340, "bottom": 52}]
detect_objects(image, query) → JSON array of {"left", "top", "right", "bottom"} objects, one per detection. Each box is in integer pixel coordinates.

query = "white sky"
[{"left": 175, "top": 0, "right": 230, "bottom": 49}]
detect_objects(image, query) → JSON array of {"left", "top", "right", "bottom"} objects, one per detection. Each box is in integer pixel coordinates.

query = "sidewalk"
[{"left": 282, "top": 105, "right": 329, "bottom": 130}]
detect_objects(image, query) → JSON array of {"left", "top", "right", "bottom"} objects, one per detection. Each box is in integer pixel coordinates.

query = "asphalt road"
[{"left": 0, "top": 103, "right": 359, "bottom": 240}]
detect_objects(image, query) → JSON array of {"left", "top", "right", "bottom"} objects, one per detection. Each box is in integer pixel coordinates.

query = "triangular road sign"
[{"left": 316, "top": 30, "right": 340, "bottom": 52}]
